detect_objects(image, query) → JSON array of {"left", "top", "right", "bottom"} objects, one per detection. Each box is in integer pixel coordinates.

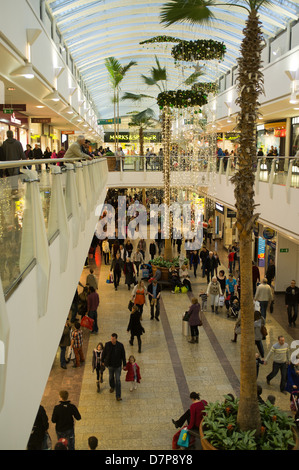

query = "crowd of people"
[{"left": 25, "top": 203, "right": 299, "bottom": 449}]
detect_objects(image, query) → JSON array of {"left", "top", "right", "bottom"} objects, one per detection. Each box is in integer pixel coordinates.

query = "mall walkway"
[{"left": 39, "top": 239, "right": 297, "bottom": 451}]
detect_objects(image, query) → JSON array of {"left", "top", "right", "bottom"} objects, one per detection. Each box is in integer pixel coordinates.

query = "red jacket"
[
  {"left": 124, "top": 362, "right": 141, "bottom": 383},
  {"left": 188, "top": 400, "right": 207, "bottom": 430}
]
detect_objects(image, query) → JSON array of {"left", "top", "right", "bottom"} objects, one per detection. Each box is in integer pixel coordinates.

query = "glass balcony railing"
[
  {"left": 0, "top": 157, "right": 108, "bottom": 299},
  {"left": 106, "top": 154, "right": 299, "bottom": 189}
]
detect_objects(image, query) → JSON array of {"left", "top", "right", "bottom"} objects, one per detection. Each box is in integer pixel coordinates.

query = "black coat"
[
  {"left": 127, "top": 311, "right": 145, "bottom": 337},
  {"left": 102, "top": 341, "right": 126, "bottom": 368},
  {"left": 285, "top": 286, "right": 299, "bottom": 305}
]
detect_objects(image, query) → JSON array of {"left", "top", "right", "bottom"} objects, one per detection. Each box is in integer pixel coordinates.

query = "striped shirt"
[{"left": 265, "top": 342, "right": 290, "bottom": 364}]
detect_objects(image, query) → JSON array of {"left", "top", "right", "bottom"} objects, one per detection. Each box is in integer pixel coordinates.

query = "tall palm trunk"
[
  {"left": 113, "top": 90, "right": 117, "bottom": 152},
  {"left": 162, "top": 106, "right": 173, "bottom": 260},
  {"left": 232, "top": 9, "right": 264, "bottom": 433}
]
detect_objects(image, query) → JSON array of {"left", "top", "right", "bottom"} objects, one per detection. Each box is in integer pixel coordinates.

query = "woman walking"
[
  {"left": 186, "top": 298, "right": 202, "bottom": 344},
  {"left": 127, "top": 305, "right": 145, "bottom": 353}
]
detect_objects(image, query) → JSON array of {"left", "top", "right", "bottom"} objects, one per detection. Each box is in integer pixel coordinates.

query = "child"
[
  {"left": 199, "top": 291, "right": 207, "bottom": 312},
  {"left": 124, "top": 355, "right": 141, "bottom": 392},
  {"left": 92, "top": 343, "right": 105, "bottom": 392}
]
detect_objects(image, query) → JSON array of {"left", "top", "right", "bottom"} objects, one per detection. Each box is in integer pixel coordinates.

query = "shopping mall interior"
[{"left": 0, "top": 0, "right": 299, "bottom": 453}]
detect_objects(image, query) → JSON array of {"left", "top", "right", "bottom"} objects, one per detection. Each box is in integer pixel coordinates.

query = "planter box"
[
  {"left": 107, "top": 156, "right": 116, "bottom": 171},
  {"left": 151, "top": 265, "right": 170, "bottom": 281}
]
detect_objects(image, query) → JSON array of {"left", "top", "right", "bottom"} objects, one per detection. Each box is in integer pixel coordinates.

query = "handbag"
[
  {"left": 261, "top": 324, "right": 268, "bottom": 338},
  {"left": 128, "top": 300, "right": 134, "bottom": 311},
  {"left": 177, "top": 427, "right": 190, "bottom": 448},
  {"left": 80, "top": 315, "right": 94, "bottom": 331}
]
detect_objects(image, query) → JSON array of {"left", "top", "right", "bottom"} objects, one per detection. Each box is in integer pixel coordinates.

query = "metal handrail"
[{"left": 0, "top": 156, "right": 106, "bottom": 170}]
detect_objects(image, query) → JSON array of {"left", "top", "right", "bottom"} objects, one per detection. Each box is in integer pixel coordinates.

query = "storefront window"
[{"left": 291, "top": 117, "right": 299, "bottom": 155}]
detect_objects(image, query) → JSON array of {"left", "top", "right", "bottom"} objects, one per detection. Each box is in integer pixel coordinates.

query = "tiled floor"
[{"left": 40, "top": 238, "right": 298, "bottom": 451}]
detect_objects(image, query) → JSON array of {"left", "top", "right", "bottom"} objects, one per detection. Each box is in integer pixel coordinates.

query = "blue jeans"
[
  {"left": 56, "top": 428, "right": 75, "bottom": 450},
  {"left": 259, "top": 301, "right": 268, "bottom": 319},
  {"left": 108, "top": 366, "right": 122, "bottom": 399}
]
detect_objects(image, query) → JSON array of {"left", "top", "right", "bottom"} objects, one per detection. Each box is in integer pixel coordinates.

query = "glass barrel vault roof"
[{"left": 46, "top": 0, "right": 299, "bottom": 119}]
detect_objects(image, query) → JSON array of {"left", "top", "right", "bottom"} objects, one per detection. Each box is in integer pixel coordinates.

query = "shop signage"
[
  {"left": 31, "top": 118, "right": 51, "bottom": 124},
  {"left": 263, "top": 227, "right": 275, "bottom": 240},
  {"left": 215, "top": 202, "right": 224, "bottom": 213},
  {"left": 3, "top": 108, "right": 13, "bottom": 114},
  {"left": 258, "top": 236, "right": 266, "bottom": 266},
  {"left": 11, "top": 113, "right": 21, "bottom": 125},
  {"left": 61, "top": 130, "right": 75, "bottom": 134},
  {"left": 0, "top": 104, "right": 26, "bottom": 112},
  {"left": 104, "top": 131, "right": 161, "bottom": 143},
  {"left": 227, "top": 209, "right": 236, "bottom": 218},
  {"left": 98, "top": 118, "right": 121, "bottom": 125},
  {"left": 280, "top": 248, "right": 289, "bottom": 253}
]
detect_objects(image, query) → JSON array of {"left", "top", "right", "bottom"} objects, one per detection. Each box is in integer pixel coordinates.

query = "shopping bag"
[
  {"left": 218, "top": 295, "right": 225, "bottom": 307},
  {"left": 174, "top": 285, "right": 181, "bottom": 294},
  {"left": 80, "top": 315, "right": 94, "bottom": 331},
  {"left": 177, "top": 427, "right": 190, "bottom": 448},
  {"left": 181, "top": 286, "right": 188, "bottom": 294}
]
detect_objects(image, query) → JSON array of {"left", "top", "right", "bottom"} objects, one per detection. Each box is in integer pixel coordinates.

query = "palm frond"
[
  {"left": 160, "top": 0, "right": 215, "bottom": 27},
  {"left": 122, "top": 92, "right": 153, "bottom": 101},
  {"left": 120, "top": 60, "right": 137, "bottom": 75},
  {"left": 184, "top": 71, "right": 204, "bottom": 86}
]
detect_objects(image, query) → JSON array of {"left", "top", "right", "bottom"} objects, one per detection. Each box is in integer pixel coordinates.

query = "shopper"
[
  {"left": 124, "top": 355, "right": 141, "bottom": 391},
  {"left": 64, "top": 135, "right": 92, "bottom": 160},
  {"left": 285, "top": 280, "right": 299, "bottom": 327},
  {"left": 254, "top": 278, "right": 273, "bottom": 319},
  {"left": 59, "top": 321, "right": 71, "bottom": 369},
  {"left": 132, "top": 248, "right": 144, "bottom": 277},
  {"left": 132, "top": 280, "right": 147, "bottom": 316},
  {"left": 102, "top": 333, "right": 127, "bottom": 401},
  {"left": 110, "top": 252, "right": 124, "bottom": 291},
  {"left": 127, "top": 304, "right": 145, "bottom": 353},
  {"left": 186, "top": 298, "right": 202, "bottom": 344},
  {"left": 207, "top": 276, "right": 222, "bottom": 313},
  {"left": 86, "top": 268, "right": 98, "bottom": 291},
  {"left": 265, "top": 336, "right": 290, "bottom": 393},
  {"left": 190, "top": 250, "right": 200, "bottom": 278},
  {"left": 147, "top": 278, "right": 161, "bottom": 320},
  {"left": 254, "top": 310, "right": 265, "bottom": 359},
  {"left": 102, "top": 238, "right": 110, "bottom": 265},
  {"left": 124, "top": 257, "right": 136, "bottom": 290},
  {"left": 87, "top": 286, "right": 99, "bottom": 334},
  {"left": 70, "top": 322, "right": 85, "bottom": 368},
  {"left": 51, "top": 390, "right": 81, "bottom": 451},
  {"left": 27, "top": 405, "right": 50, "bottom": 450},
  {"left": 172, "top": 392, "right": 207, "bottom": 431},
  {"left": 92, "top": 342, "right": 105, "bottom": 392}
]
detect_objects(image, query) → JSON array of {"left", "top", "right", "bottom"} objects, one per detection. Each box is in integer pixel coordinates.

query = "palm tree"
[
  {"left": 127, "top": 109, "right": 157, "bottom": 156},
  {"left": 160, "top": 0, "right": 268, "bottom": 434},
  {"left": 105, "top": 57, "right": 137, "bottom": 150},
  {"left": 122, "top": 57, "right": 174, "bottom": 260}
]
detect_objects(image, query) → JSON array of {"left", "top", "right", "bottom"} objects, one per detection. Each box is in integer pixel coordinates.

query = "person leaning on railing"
[{"left": 64, "top": 135, "right": 93, "bottom": 161}]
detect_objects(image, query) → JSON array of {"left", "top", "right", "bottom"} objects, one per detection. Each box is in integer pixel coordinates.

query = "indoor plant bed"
[{"left": 199, "top": 395, "right": 299, "bottom": 450}]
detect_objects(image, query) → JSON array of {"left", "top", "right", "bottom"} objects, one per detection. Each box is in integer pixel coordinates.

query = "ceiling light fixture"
[
  {"left": 43, "top": 89, "right": 60, "bottom": 102},
  {"left": 11, "top": 61, "right": 35, "bottom": 79}
]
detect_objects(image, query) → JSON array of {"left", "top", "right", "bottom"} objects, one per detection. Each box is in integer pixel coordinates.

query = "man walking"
[
  {"left": 102, "top": 333, "right": 126, "bottom": 401},
  {"left": 265, "top": 336, "right": 290, "bottom": 394},
  {"left": 254, "top": 278, "right": 273, "bottom": 319},
  {"left": 51, "top": 390, "right": 81, "bottom": 450},
  {"left": 87, "top": 286, "right": 99, "bottom": 334},
  {"left": 70, "top": 322, "right": 85, "bottom": 368},
  {"left": 147, "top": 278, "right": 161, "bottom": 320},
  {"left": 285, "top": 280, "right": 299, "bottom": 327}
]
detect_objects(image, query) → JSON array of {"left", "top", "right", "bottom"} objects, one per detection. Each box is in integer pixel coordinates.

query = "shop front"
[
  {"left": 0, "top": 110, "right": 29, "bottom": 149},
  {"left": 104, "top": 131, "right": 161, "bottom": 156},
  {"left": 256, "top": 121, "right": 286, "bottom": 156}
]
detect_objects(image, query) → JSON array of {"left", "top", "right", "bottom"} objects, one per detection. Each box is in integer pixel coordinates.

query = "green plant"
[
  {"left": 171, "top": 39, "right": 226, "bottom": 62},
  {"left": 157, "top": 89, "right": 208, "bottom": 108},
  {"left": 202, "top": 396, "right": 297, "bottom": 450},
  {"left": 151, "top": 256, "right": 188, "bottom": 268}
]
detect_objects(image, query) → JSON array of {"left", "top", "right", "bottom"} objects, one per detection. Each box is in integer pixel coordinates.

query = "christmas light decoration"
[{"left": 172, "top": 39, "right": 226, "bottom": 62}]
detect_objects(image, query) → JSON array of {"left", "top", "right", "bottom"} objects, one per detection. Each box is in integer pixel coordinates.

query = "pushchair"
[{"left": 227, "top": 297, "right": 240, "bottom": 319}]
